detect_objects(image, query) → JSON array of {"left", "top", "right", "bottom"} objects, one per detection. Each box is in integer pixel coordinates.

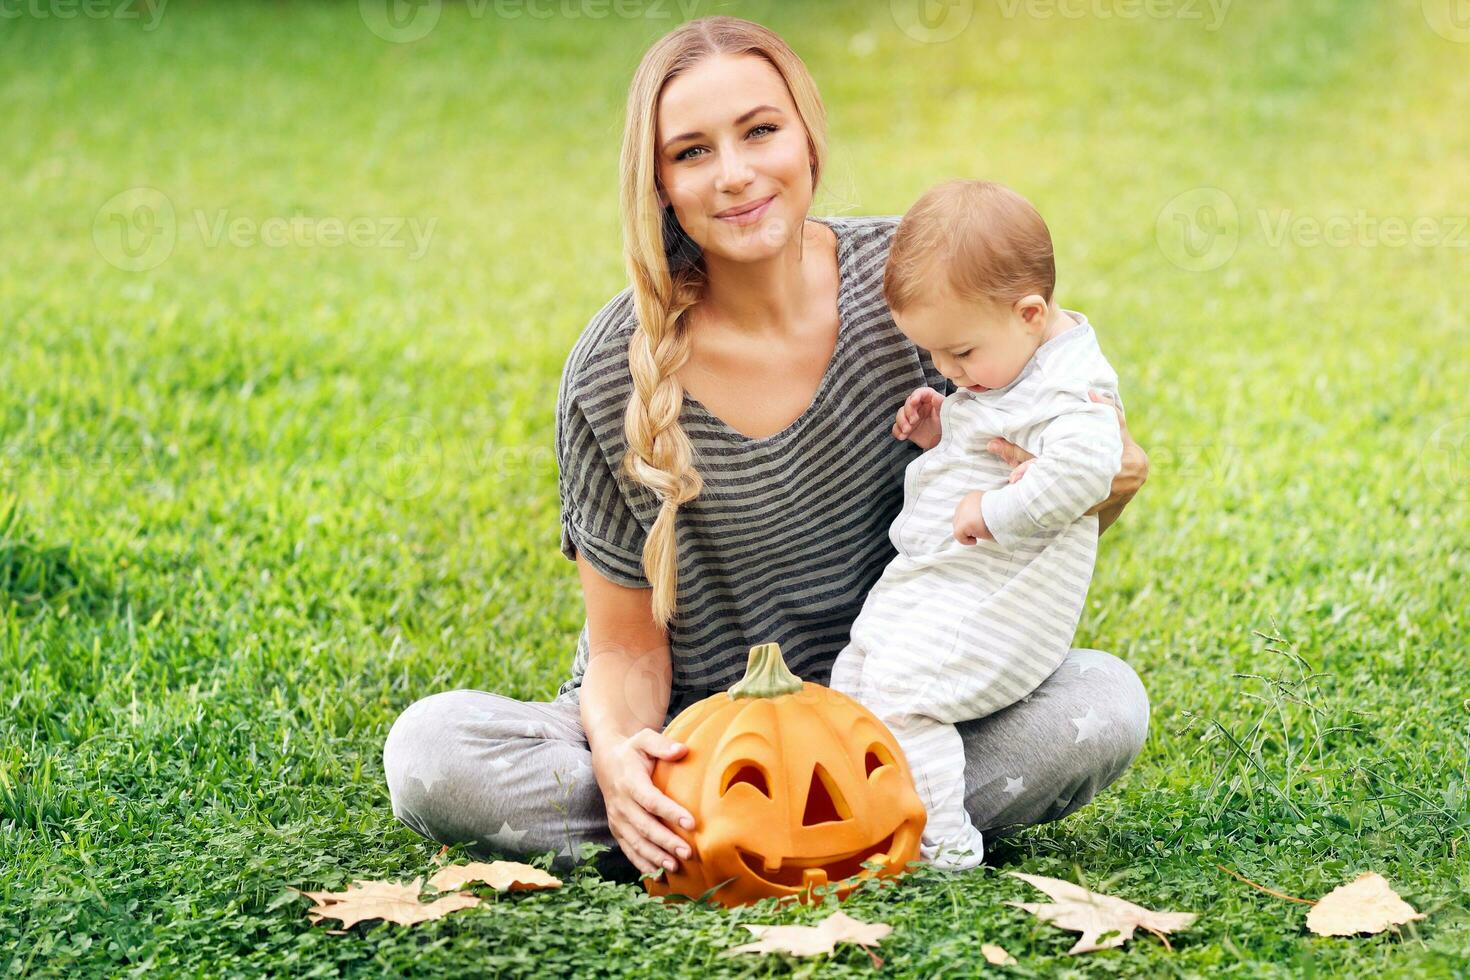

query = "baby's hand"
[
  {"left": 893, "top": 387, "right": 944, "bottom": 451},
  {"left": 953, "top": 491, "right": 994, "bottom": 545}
]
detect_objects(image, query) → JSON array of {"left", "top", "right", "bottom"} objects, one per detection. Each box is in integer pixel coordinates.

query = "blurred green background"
[{"left": 3, "top": 0, "right": 1467, "bottom": 975}]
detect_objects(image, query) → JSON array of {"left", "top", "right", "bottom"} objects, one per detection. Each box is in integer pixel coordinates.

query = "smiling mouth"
[
  {"left": 736, "top": 830, "right": 898, "bottom": 890},
  {"left": 716, "top": 195, "right": 774, "bottom": 220}
]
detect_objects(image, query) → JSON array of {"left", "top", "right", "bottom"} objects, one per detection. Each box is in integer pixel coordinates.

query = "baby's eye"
[{"left": 955, "top": 349, "right": 973, "bottom": 358}]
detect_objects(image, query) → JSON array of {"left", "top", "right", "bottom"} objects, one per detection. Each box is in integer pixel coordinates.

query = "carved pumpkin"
[{"left": 644, "top": 641, "right": 926, "bottom": 908}]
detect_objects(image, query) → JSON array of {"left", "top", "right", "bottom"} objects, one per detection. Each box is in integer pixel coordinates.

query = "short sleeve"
[{"left": 555, "top": 379, "right": 652, "bottom": 590}]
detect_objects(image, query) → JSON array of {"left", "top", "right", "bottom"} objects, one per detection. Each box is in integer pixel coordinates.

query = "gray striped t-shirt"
[{"left": 554, "top": 215, "right": 952, "bottom": 715}]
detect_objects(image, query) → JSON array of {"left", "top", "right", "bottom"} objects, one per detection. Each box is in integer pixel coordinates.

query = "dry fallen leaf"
[
  {"left": 1217, "top": 864, "right": 1428, "bottom": 939},
  {"left": 723, "top": 910, "right": 892, "bottom": 965},
  {"left": 427, "top": 861, "right": 561, "bottom": 893},
  {"left": 1306, "top": 872, "right": 1425, "bottom": 937},
  {"left": 299, "top": 878, "right": 480, "bottom": 929},
  {"left": 981, "top": 942, "right": 1017, "bottom": 965},
  {"left": 1006, "top": 872, "right": 1197, "bottom": 955}
]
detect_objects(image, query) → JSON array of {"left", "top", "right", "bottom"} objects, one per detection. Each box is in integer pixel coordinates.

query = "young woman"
[{"left": 384, "top": 16, "right": 1151, "bottom": 881}]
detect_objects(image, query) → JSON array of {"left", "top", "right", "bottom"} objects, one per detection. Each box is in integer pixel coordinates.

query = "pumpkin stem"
[{"left": 728, "top": 642, "right": 804, "bottom": 699}]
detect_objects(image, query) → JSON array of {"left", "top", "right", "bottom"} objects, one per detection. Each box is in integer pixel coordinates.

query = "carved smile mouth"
[{"left": 736, "top": 830, "right": 898, "bottom": 890}]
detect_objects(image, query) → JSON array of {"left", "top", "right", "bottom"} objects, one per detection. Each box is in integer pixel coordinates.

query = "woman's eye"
[{"left": 674, "top": 124, "right": 777, "bottom": 162}]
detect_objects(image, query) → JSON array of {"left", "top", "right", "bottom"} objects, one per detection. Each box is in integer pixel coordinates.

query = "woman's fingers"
[
  {"left": 627, "top": 837, "right": 664, "bottom": 876},
  {"left": 611, "top": 820, "right": 657, "bottom": 875},
  {"left": 1089, "top": 388, "right": 1126, "bottom": 425},
  {"left": 1087, "top": 389, "right": 1148, "bottom": 498},
  {"left": 630, "top": 804, "right": 689, "bottom": 867},
  {"left": 634, "top": 780, "right": 695, "bottom": 834},
  {"left": 634, "top": 730, "right": 687, "bottom": 760},
  {"left": 612, "top": 800, "right": 675, "bottom": 872},
  {"left": 986, "top": 437, "right": 1034, "bottom": 467},
  {"left": 618, "top": 796, "right": 679, "bottom": 868}
]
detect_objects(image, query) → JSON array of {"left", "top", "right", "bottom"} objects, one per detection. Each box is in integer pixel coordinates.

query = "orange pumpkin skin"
[{"left": 643, "top": 643, "right": 926, "bottom": 908}]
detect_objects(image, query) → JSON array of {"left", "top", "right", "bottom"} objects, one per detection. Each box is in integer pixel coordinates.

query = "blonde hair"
[
  {"left": 618, "top": 16, "right": 828, "bottom": 630},
  {"left": 884, "top": 180, "right": 1055, "bottom": 314}
]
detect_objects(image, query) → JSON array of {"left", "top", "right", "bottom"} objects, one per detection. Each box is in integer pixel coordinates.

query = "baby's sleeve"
[
  {"left": 979, "top": 380, "right": 1123, "bottom": 551},
  {"left": 555, "top": 360, "right": 652, "bottom": 589}
]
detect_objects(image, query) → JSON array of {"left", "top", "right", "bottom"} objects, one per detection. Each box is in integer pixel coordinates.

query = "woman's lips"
[{"left": 716, "top": 195, "right": 774, "bottom": 226}]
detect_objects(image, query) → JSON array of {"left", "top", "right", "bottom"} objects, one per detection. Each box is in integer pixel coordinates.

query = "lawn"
[{"left": 3, "top": 0, "right": 1468, "bottom": 975}]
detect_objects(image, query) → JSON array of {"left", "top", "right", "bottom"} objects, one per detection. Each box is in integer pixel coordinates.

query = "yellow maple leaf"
[
  {"left": 426, "top": 861, "right": 562, "bottom": 893},
  {"left": 1006, "top": 872, "right": 1197, "bottom": 955},
  {"left": 299, "top": 878, "right": 480, "bottom": 929},
  {"left": 1305, "top": 872, "right": 1426, "bottom": 937},
  {"left": 722, "top": 910, "right": 892, "bottom": 965}
]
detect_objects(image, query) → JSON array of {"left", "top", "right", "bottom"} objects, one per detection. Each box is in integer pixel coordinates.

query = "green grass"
[{"left": 3, "top": 0, "right": 1468, "bottom": 975}]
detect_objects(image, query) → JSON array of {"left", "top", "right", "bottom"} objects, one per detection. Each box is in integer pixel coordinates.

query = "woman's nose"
[{"left": 715, "top": 146, "right": 754, "bottom": 194}]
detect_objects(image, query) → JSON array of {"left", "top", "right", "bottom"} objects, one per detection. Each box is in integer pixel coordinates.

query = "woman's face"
[{"left": 655, "top": 53, "right": 814, "bottom": 264}]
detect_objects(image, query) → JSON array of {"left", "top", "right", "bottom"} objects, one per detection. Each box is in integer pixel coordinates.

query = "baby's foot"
[{"left": 920, "top": 829, "right": 986, "bottom": 871}]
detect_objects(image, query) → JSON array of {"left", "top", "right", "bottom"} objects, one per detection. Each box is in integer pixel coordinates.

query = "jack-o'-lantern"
[{"left": 644, "top": 642, "right": 926, "bottom": 908}]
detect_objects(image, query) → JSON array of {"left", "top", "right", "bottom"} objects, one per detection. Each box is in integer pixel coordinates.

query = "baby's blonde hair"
[
  {"left": 618, "top": 16, "right": 828, "bottom": 630},
  {"left": 884, "top": 180, "right": 1055, "bottom": 314}
]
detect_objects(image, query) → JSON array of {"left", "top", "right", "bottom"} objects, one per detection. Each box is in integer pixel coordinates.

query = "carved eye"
[
  {"left": 864, "top": 743, "right": 895, "bottom": 779},
  {"left": 721, "top": 763, "right": 771, "bottom": 798}
]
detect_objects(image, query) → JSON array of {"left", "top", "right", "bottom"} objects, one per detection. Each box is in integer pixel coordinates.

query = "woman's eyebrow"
[{"left": 661, "top": 104, "right": 783, "bottom": 152}]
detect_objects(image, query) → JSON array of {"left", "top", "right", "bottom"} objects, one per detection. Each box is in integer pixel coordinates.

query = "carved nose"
[{"left": 802, "top": 764, "right": 852, "bottom": 825}]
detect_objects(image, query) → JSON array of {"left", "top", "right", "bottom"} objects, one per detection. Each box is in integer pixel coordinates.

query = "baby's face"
[{"left": 893, "top": 288, "right": 1047, "bottom": 393}]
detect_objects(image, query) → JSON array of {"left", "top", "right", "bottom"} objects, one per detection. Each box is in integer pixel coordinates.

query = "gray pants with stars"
[{"left": 382, "top": 647, "right": 1149, "bottom": 880}]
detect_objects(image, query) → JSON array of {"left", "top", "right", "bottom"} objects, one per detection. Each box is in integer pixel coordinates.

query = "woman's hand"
[
  {"left": 893, "top": 386, "right": 944, "bottom": 451},
  {"left": 985, "top": 391, "right": 1148, "bottom": 530},
  {"left": 590, "top": 728, "right": 696, "bottom": 878}
]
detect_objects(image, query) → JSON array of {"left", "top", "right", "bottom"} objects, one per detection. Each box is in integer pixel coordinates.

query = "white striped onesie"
[{"left": 828, "top": 314, "right": 1124, "bottom": 870}]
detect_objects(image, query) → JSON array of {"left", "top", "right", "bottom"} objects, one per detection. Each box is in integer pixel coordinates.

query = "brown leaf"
[
  {"left": 981, "top": 942, "right": 1017, "bottom": 965},
  {"left": 426, "top": 861, "right": 561, "bottom": 893},
  {"left": 299, "top": 878, "right": 480, "bottom": 929},
  {"left": 1005, "top": 872, "right": 1197, "bottom": 955},
  {"left": 722, "top": 910, "right": 892, "bottom": 962},
  {"left": 1306, "top": 872, "right": 1426, "bottom": 937}
]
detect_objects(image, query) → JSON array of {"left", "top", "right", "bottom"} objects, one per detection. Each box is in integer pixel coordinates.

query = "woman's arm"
[
  {"left": 577, "top": 554, "right": 673, "bottom": 743},
  {"left": 574, "top": 554, "right": 695, "bottom": 876},
  {"left": 986, "top": 390, "right": 1148, "bottom": 537}
]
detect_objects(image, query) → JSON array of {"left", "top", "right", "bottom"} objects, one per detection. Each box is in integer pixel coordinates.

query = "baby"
[{"left": 828, "top": 180, "right": 1125, "bottom": 870}]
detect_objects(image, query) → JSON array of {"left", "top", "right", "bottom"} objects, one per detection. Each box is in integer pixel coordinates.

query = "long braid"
[{"left": 621, "top": 266, "right": 705, "bottom": 629}]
